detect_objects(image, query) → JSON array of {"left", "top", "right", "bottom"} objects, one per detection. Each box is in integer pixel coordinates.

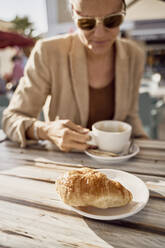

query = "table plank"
[
  {"left": 0, "top": 139, "right": 165, "bottom": 248},
  {"left": 1, "top": 164, "right": 165, "bottom": 198},
  {"left": 1, "top": 141, "right": 165, "bottom": 177},
  {"left": 0, "top": 197, "right": 164, "bottom": 248},
  {"left": 135, "top": 139, "right": 165, "bottom": 150},
  {"left": 137, "top": 149, "right": 165, "bottom": 161},
  {"left": 0, "top": 173, "right": 164, "bottom": 233},
  {"left": 0, "top": 201, "right": 113, "bottom": 248}
]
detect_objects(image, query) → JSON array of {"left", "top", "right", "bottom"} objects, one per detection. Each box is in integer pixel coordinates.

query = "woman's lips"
[{"left": 92, "top": 40, "right": 108, "bottom": 45}]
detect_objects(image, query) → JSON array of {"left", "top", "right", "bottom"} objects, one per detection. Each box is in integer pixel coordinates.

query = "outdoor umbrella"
[
  {"left": 0, "top": 30, "right": 35, "bottom": 49},
  {"left": 125, "top": 0, "right": 165, "bottom": 21}
]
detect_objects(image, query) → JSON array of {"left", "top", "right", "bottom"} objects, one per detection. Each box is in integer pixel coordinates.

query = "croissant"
[{"left": 56, "top": 168, "right": 132, "bottom": 208}]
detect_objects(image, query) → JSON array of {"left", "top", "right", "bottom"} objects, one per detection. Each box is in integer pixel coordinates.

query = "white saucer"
[
  {"left": 67, "top": 169, "right": 149, "bottom": 220},
  {"left": 85, "top": 144, "right": 139, "bottom": 164}
]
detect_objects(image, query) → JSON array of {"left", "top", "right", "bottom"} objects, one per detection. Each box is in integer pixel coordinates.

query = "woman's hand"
[{"left": 38, "top": 120, "right": 90, "bottom": 152}]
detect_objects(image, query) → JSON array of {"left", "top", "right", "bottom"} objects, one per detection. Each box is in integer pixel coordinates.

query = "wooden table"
[{"left": 0, "top": 132, "right": 165, "bottom": 248}]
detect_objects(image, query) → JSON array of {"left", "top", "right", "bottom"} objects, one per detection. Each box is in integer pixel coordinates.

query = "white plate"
[
  {"left": 85, "top": 144, "right": 139, "bottom": 164},
  {"left": 67, "top": 169, "right": 149, "bottom": 220}
]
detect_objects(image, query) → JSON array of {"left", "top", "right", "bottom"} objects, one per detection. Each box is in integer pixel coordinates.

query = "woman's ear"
[
  {"left": 69, "top": 3, "right": 74, "bottom": 17},
  {"left": 71, "top": 3, "right": 76, "bottom": 18},
  {"left": 67, "top": 1, "right": 74, "bottom": 16},
  {"left": 71, "top": 4, "right": 74, "bottom": 14}
]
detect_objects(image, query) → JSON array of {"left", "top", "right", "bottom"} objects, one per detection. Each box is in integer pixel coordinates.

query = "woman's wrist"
[
  {"left": 26, "top": 121, "right": 47, "bottom": 140},
  {"left": 34, "top": 121, "right": 48, "bottom": 140}
]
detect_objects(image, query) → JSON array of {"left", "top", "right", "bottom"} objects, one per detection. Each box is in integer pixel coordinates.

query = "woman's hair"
[
  {"left": 122, "top": 0, "right": 127, "bottom": 11},
  {"left": 68, "top": 0, "right": 126, "bottom": 13}
]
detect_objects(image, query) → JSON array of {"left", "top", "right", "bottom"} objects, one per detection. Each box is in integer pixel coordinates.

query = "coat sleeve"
[
  {"left": 2, "top": 40, "right": 51, "bottom": 147},
  {"left": 125, "top": 42, "right": 148, "bottom": 138}
]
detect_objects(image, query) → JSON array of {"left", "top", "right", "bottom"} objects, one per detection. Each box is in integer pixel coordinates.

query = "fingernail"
[{"left": 79, "top": 129, "right": 89, "bottom": 134}]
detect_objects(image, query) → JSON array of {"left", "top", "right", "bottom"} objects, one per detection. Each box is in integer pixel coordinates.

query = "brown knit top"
[{"left": 87, "top": 80, "right": 115, "bottom": 129}]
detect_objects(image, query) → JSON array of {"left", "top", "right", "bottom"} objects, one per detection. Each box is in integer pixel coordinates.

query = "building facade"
[{"left": 45, "top": 0, "right": 74, "bottom": 37}]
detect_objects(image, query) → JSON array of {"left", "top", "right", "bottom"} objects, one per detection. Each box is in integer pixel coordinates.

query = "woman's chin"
[{"left": 87, "top": 44, "right": 111, "bottom": 55}]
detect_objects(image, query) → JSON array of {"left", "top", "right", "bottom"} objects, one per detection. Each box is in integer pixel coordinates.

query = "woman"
[{"left": 2, "top": 0, "right": 147, "bottom": 152}]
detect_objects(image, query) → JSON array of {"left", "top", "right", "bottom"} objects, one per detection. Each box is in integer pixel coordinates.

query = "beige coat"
[{"left": 2, "top": 32, "right": 146, "bottom": 147}]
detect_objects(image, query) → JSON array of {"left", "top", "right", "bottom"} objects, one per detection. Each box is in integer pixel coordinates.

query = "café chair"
[
  {"left": 0, "top": 95, "right": 9, "bottom": 107},
  {"left": 0, "top": 106, "right": 5, "bottom": 128},
  {"left": 139, "top": 92, "right": 164, "bottom": 139},
  {"left": 0, "top": 95, "right": 9, "bottom": 128}
]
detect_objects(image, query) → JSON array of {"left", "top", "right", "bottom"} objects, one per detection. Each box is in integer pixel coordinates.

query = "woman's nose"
[{"left": 93, "top": 23, "right": 106, "bottom": 37}]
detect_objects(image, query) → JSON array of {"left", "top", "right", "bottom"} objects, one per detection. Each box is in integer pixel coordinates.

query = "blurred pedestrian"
[{"left": 10, "top": 55, "right": 24, "bottom": 91}]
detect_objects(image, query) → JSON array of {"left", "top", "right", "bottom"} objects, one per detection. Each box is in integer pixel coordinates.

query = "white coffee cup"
[{"left": 87, "top": 120, "right": 132, "bottom": 153}]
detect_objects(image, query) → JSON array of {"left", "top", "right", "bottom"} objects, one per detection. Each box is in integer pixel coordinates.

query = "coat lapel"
[
  {"left": 114, "top": 39, "right": 129, "bottom": 120},
  {"left": 69, "top": 34, "right": 89, "bottom": 127}
]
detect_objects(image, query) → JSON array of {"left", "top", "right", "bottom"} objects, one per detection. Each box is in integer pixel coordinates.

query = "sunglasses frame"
[{"left": 73, "top": 10, "right": 126, "bottom": 31}]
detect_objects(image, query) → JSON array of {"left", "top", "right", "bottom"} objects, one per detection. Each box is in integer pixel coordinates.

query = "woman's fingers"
[
  {"left": 45, "top": 120, "right": 90, "bottom": 152},
  {"left": 50, "top": 130, "right": 89, "bottom": 151},
  {"left": 66, "top": 141, "right": 88, "bottom": 151},
  {"left": 68, "top": 130, "right": 90, "bottom": 143},
  {"left": 58, "top": 139, "right": 89, "bottom": 152},
  {"left": 63, "top": 120, "right": 89, "bottom": 134},
  {"left": 51, "top": 128, "right": 89, "bottom": 142},
  {"left": 58, "top": 128, "right": 90, "bottom": 144}
]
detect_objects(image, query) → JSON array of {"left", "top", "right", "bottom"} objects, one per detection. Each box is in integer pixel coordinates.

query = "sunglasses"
[{"left": 73, "top": 10, "right": 126, "bottom": 31}]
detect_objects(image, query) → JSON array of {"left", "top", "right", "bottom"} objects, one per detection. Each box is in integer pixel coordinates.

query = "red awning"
[{"left": 0, "top": 30, "right": 35, "bottom": 49}]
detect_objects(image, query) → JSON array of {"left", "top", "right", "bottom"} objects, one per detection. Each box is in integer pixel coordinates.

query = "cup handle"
[{"left": 87, "top": 131, "right": 97, "bottom": 146}]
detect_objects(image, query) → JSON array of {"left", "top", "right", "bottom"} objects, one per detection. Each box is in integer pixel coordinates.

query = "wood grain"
[
  {"left": 0, "top": 139, "right": 165, "bottom": 248},
  {"left": 0, "top": 171, "right": 164, "bottom": 232}
]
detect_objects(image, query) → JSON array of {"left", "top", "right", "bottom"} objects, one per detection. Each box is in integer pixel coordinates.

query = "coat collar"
[{"left": 69, "top": 34, "right": 129, "bottom": 126}]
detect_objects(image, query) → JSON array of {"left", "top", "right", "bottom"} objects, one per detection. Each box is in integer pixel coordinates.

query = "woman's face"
[{"left": 71, "top": 0, "right": 123, "bottom": 55}]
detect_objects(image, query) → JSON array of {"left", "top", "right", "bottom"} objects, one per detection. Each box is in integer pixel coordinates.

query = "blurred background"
[{"left": 0, "top": 0, "right": 165, "bottom": 140}]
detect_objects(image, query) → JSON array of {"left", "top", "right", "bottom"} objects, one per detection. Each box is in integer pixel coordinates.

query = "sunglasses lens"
[
  {"left": 78, "top": 18, "right": 96, "bottom": 30},
  {"left": 104, "top": 15, "right": 123, "bottom": 29}
]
